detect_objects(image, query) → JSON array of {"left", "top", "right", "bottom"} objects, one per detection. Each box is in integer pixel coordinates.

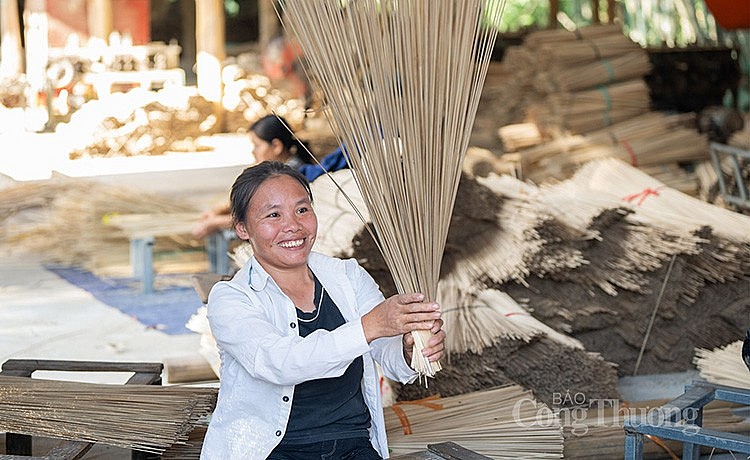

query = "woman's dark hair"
[
  {"left": 230, "top": 161, "right": 313, "bottom": 226},
  {"left": 250, "top": 115, "right": 314, "bottom": 164}
]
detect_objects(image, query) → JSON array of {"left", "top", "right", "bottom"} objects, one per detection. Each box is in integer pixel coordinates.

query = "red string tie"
[{"left": 622, "top": 187, "right": 661, "bottom": 206}]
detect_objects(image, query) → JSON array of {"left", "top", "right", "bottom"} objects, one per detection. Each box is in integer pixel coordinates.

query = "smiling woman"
[{"left": 200, "top": 161, "right": 446, "bottom": 460}]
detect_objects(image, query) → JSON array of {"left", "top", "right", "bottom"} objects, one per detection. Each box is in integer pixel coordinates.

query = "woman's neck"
[{"left": 267, "top": 264, "right": 316, "bottom": 311}]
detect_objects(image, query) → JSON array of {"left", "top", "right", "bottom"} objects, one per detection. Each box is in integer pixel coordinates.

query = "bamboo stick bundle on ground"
[
  {"left": 560, "top": 157, "right": 750, "bottom": 241},
  {"left": 522, "top": 23, "right": 625, "bottom": 48},
  {"left": 536, "top": 51, "right": 652, "bottom": 93},
  {"left": 0, "top": 375, "right": 217, "bottom": 454},
  {"left": 497, "top": 122, "right": 543, "bottom": 152},
  {"left": 694, "top": 340, "right": 750, "bottom": 390},
  {"left": 384, "top": 385, "right": 564, "bottom": 459},
  {"left": 532, "top": 32, "right": 643, "bottom": 67},
  {"left": 279, "top": 0, "right": 504, "bottom": 377},
  {"left": 527, "top": 79, "right": 651, "bottom": 135},
  {"left": 513, "top": 112, "right": 709, "bottom": 183}
]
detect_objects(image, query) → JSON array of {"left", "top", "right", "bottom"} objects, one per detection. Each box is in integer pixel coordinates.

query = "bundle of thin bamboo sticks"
[
  {"left": 560, "top": 157, "right": 750, "bottom": 242},
  {"left": 384, "top": 385, "right": 564, "bottom": 458},
  {"left": 497, "top": 123, "right": 542, "bottom": 153},
  {"left": 526, "top": 79, "right": 651, "bottom": 134},
  {"left": 0, "top": 175, "right": 200, "bottom": 272},
  {"left": 511, "top": 112, "right": 709, "bottom": 185},
  {"left": 279, "top": 0, "right": 504, "bottom": 377},
  {"left": 522, "top": 23, "right": 626, "bottom": 48},
  {"left": 694, "top": 340, "right": 750, "bottom": 390},
  {"left": 0, "top": 376, "right": 217, "bottom": 454},
  {"left": 536, "top": 51, "right": 651, "bottom": 94},
  {"left": 531, "top": 32, "right": 643, "bottom": 67}
]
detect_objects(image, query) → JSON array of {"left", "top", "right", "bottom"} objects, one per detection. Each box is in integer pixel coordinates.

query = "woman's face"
[
  {"left": 250, "top": 132, "right": 286, "bottom": 163},
  {"left": 235, "top": 174, "right": 317, "bottom": 273}
]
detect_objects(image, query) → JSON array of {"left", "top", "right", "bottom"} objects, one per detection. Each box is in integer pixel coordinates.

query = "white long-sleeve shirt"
[{"left": 200, "top": 252, "right": 418, "bottom": 459}]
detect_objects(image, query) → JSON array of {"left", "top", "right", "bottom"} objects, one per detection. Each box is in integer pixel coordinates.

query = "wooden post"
[
  {"left": 592, "top": 0, "right": 600, "bottom": 23},
  {"left": 179, "top": 0, "right": 197, "bottom": 83},
  {"left": 607, "top": 0, "right": 616, "bottom": 24},
  {"left": 1, "top": 0, "right": 24, "bottom": 77},
  {"left": 87, "top": 0, "right": 113, "bottom": 42},
  {"left": 23, "top": 0, "right": 49, "bottom": 131},
  {"left": 548, "top": 0, "right": 559, "bottom": 29},
  {"left": 259, "top": 0, "right": 280, "bottom": 51},
  {"left": 195, "top": 0, "right": 225, "bottom": 129}
]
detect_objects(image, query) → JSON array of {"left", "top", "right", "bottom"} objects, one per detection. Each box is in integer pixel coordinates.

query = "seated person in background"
[{"left": 192, "top": 114, "right": 348, "bottom": 239}]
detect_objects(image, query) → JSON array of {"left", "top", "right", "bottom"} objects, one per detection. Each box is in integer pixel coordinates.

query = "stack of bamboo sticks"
[
  {"left": 0, "top": 175, "right": 201, "bottom": 275},
  {"left": 506, "top": 112, "right": 709, "bottom": 193},
  {"left": 526, "top": 79, "right": 651, "bottom": 134},
  {"left": 0, "top": 376, "right": 216, "bottom": 455},
  {"left": 384, "top": 385, "right": 564, "bottom": 458},
  {"left": 492, "top": 24, "right": 717, "bottom": 192},
  {"left": 500, "top": 23, "right": 651, "bottom": 138}
]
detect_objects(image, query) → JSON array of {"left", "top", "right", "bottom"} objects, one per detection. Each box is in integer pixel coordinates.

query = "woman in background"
[{"left": 192, "top": 114, "right": 348, "bottom": 239}]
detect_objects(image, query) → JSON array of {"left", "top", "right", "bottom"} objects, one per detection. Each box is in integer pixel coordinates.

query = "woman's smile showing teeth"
[{"left": 279, "top": 239, "right": 304, "bottom": 248}]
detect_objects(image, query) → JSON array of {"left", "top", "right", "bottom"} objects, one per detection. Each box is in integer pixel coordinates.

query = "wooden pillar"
[
  {"left": 23, "top": 0, "right": 49, "bottom": 131},
  {"left": 592, "top": 0, "right": 600, "bottom": 23},
  {"left": 87, "top": 0, "right": 113, "bottom": 42},
  {"left": 195, "top": 0, "right": 225, "bottom": 127},
  {"left": 180, "top": 0, "right": 197, "bottom": 84},
  {"left": 259, "top": 0, "right": 280, "bottom": 50},
  {"left": 607, "top": 0, "right": 616, "bottom": 24},
  {"left": 0, "top": 0, "right": 24, "bottom": 76},
  {"left": 548, "top": 0, "right": 559, "bottom": 29}
]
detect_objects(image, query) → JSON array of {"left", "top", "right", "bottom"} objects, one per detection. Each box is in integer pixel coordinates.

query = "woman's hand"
[
  {"left": 361, "top": 293, "right": 441, "bottom": 343},
  {"left": 402, "top": 318, "right": 446, "bottom": 365},
  {"left": 191, "top": 211, "right": 233, "bottom": 239}
]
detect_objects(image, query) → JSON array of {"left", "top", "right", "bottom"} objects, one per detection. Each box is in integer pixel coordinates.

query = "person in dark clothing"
[{"left": 192, "top": 114, "right": 348, "bottom": 239}]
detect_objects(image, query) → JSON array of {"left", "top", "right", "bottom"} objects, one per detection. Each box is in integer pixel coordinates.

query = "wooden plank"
[
  {"left": 1, "top": 359, "right": 163, "bottom": 376},
  {"left": 427, "top": 442, "right": 493, "bottom": 460}
]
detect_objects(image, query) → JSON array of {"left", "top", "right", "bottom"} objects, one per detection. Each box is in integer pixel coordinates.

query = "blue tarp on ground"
[{"left": 45, "top": 265, "right": 203, "bottom": 335}]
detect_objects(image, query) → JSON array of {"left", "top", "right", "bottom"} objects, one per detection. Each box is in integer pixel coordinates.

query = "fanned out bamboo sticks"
[
  {"left": 694, "top": 341, "right": 750, "bottom": 390},
  {"left": 279, "top": 0, "right": 504, "bottom": 377},
  {"left": 384, "top": 385, "right": 564, "bottom": 459},
  {"left": 0, "top": 376, "right": 217, "bottom": 454}
]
